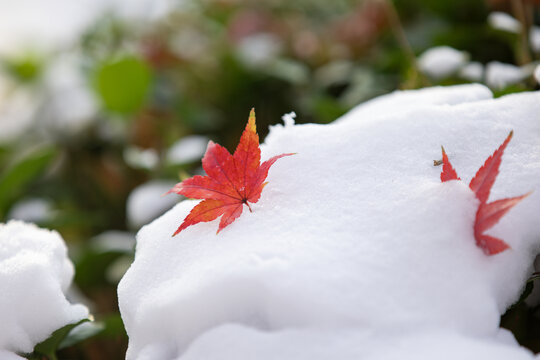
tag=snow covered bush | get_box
[127,181,179,230]
[118,84,540,359]
[0,221,88,357]
[418,46,468,80]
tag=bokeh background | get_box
[0,0,539,358]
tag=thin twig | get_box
[381,0,429,88]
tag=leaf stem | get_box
[528,272,540,283]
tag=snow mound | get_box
[418,46,468,79]
[8,198,54,223]
[41,54,98,138]
[166,136,209,165]
[488,12,521,33]
[180,326,536,360]
[530,27,540,53]
[0,81,37,145]
[459,61,484,82]
[124,147,159,170]
[0,221,88,354]
[118,84,540,360]
[335,84,492,125]
[485,61,530,89]
[0,350,25,360]
[127,181,179,229]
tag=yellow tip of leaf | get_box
[248,108,256,132]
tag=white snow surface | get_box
[0,221,88,354]
[418,46,468,79]
[118,84,540,360]
[0,350,25,360]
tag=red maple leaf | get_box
[440,131,530,255]
[168,109,294,235]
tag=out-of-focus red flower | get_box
[227,10,279,43]
[332,0,388,54]
[140,37,182,68]
[292,30,320,59]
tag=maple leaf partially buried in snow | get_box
[168,109,294,235]
[440,131,530,255]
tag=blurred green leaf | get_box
[0,146,57,218]
[493,84,529,98]
[99,313,128,338]
[25,319,89,360]
[309,95,348,124]
[59,321,105,349]
[94,56,152,114]
[0,146,8,164]
[1,54,44,82]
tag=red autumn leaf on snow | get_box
[440,131,530,255]
[440,146,460,182]
[168,109,294,235]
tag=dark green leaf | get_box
[25,319,89,360]
[99,314,128,338]
[0,146,56,218]
[74,248,130,288]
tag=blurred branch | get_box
[381,0,429,88]
[511,0,533,65]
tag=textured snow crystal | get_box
[119,84,540,360]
